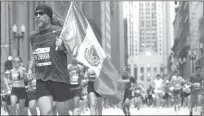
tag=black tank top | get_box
[122,71,131,90]
[29,26,70,83]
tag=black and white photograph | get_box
[0,1,204,115]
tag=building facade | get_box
[172,1,190,79]
[125,1,174,90]
[1,1,42,76]
[172,1,203,78]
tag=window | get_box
[154,67,157,73]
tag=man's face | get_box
[196,68,201,75]
[35,10,50,29]
[156,74,160,79]
[156,76,160,79]
[72,59,78,66]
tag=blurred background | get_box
[1,1,204,91]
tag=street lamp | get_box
[200,43,203,53]
[189,50,196,73]
[179,57,186,77]
[12,24,25,57]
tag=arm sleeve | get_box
[79,65,85,78]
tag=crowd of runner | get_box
[1,3,203,116]
[1,58,203,115]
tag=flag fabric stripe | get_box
[60,2,125,104]
[72,3,87,38]
[60,2,87,54]
[95,58,125,104]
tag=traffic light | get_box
[4,60,12,71]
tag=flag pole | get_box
[55,2,74,51]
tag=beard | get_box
[36,20,46,29]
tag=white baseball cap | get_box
[5,70,10,74]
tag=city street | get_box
[2,106,201,115]
[82,107,202,115]
[0,1,203,116]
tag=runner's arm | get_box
[79,66,85,79]
[185,75,194,86]
[28,57,35,71]
[84,72,88,81]
[169,77,173,87]
[27,57,35,80]
[4,77,11,91]
[117,78,130,83]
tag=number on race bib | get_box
[70,75,79,85]
[33,47,52,66]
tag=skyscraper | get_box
[139,2,158,53]
[124,1,175,90]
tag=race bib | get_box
[12,73,19,81]
[70,75,79,85]
[174,84,181,90]
[169,86,174,91]
[89,74,96,81]
[33,47,52,66]
[136,90,140,94]
[194,83,200,86]
[193,83,201,90]
[31,79,36,89]
[183,88,190,93]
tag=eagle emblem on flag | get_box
[84,45,100,66]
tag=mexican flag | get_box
[60,2,125,104]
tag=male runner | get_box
[153,74,164,111]
[85,68,103,115]
[169,70,185,112]
[27,3,71,115]
[133,81,143,110]
[118,69,135,116]
[68,59,85,115]
[189,66,203,115]
[147,85,154,107]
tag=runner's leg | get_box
[10,95,18,115]
[96,97,103,115]
[29,100,37,115]
[36,80,54,115]
[89,92,97,115]
[72,92,80,115]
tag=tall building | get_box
[124,18,128,69]
[172,1,203,78]
[172,1,190,79]
[125,1,175,90]
[139,2,158,53]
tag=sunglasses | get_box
[13,61,20,63]
[34,11,45,16]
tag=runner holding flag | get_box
[27,3,71,115]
